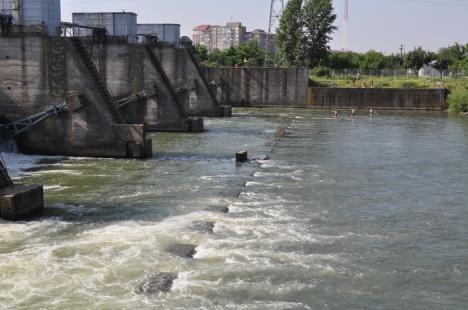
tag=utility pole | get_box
[265,0,284,67]
[400,44,404,61]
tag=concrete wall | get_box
[308,87,448,110]
[154,44,226,116]
[85,37,192,132]
[0,28,150,158]
[202,67,310,107]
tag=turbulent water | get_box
[1,109,467,309]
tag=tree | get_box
[359,50,386,69]
[276,0,303,66]
[298,0,337,67]
[404,47,435,70]
[437,43,466,70]
[326,51,360,69]
[194,44,209,63]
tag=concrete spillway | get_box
[153,43,231,117]
[82,37,203,132]
[0,27,151,158]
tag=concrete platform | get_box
[188,117,204,133]
[0,184,44,221]
[220,105,233,117]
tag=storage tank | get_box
[72,12,138,42]
[137,23,181,47]
[0,0,61,35]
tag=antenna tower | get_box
[265,0,285,66]
[342,0,349,51]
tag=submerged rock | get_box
[205,206,229,214]
[167,244,197,258]
[135,272,177,294]
[252,155,271,161]
[190,221,215,234]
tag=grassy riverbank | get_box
[310,77,468,113]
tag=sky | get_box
[61,0,468,54]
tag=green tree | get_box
[194,44,209,63]
[326,51,361,69]
[437,43,466,70]
[276,0,303,66]
[299,0,337,67]
[404,47,435,69]
[359,50,386,69]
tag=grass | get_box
[310,76,468,90]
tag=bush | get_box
[399,80,421,88]
[448,87,468,113]
[312,66,332,77]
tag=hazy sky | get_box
[61,0,468,54]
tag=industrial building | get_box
[137,23,181,47]
[0,0,61,35]
[72,12,138,42]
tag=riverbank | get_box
[310,77,468,112]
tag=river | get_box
[1,108,467,309]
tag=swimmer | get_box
[351,109,356,117]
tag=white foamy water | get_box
[1,109,468,309]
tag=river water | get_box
[1,109,467,309]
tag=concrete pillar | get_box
[153,44,231,117]
[0,29,152,158]
[85,37,203,132]
[0,184,44,221]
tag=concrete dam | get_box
[1,27,228,159]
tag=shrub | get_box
[399,80,421,88]
[312,66,332,77]
[448,87,468,113]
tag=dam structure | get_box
[0,1,152,158]
[139,25,231,118]
[72,13,203,132]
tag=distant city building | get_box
[244,29,276,53]
[193,22,246,51]
[193,22,276,53]
[137,23,181,47]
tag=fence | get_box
[312,68,468,79]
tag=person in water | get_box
[351,109,356,116]
[334,110,339,118]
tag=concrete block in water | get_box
[236,150,248,163]
[128,139,153,159]
[0,184,44,221]
[188,117,204,132]
[220,105,233,117]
